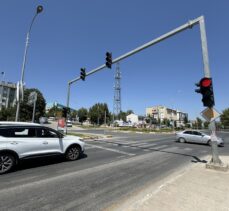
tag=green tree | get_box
[88,103,110,125]
[184,115,188,124]
[0,107,16,121]
[47,106,62,118]
[220,108,229,128]
[196,117,203,129]
[19,88,46,122]
[162,118,170,127]
[118,111,127,121]
[126,110,134,115]
[203,121,210,129]
[70,110,78,120]
[77,107,88,123]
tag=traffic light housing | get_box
[62,107,70,118]
[105,52,112,68]
[195,77,215,108]
[62,107,67,118]
[80,68,86,81]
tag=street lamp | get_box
[15,5,43,121]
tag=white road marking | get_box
[131,142,148,146]
[134,143,157,148]
[183,147,192,151]
[162,146,179,152]
[149,145,168,150]
[85,143,135,156]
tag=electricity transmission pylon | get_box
[113,62,121,121]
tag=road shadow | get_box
[15,154,88,172]
[94,139,208,164]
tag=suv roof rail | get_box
[0,121,41,126]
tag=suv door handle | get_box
[10,142,18,145]
[43,141,48,145]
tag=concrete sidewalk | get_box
[109,156,229,211]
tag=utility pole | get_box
[104,110,107,125]
[15,5,43,121]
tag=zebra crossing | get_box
[85,138,194,156]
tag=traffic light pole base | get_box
[206,161,228,172]
[206,140,228,171]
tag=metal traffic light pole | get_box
[199,18,227,170]
[67,16,227,169]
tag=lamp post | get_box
[15,5,43,121]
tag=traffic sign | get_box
[58,118,66,128]
[27,92,37,105]
[200,107,221,122]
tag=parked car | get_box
[176,130,224,146]
[48,117,55,121]
[0,122,85,174]
[66,120,73,127]
[39,117,48,124]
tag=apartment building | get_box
[0,81,17,110]
[146,105,188,127]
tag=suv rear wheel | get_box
[65,146,80,161]
[0,153,16,175]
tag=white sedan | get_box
[176,130,224,146]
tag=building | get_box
[0,81,17,110]
[146,105,188,127]
[126,113,139,124]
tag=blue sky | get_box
[0,0,228,119]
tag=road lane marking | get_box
[85,143,135,156]
[149,145,168,150]
[131,142,148,146]
[183,147,192,151]
[133,143,157,148]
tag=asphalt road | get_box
[0,130,228,211]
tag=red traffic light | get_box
[200,78,212,87]
[195,77,215,108]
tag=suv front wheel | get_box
[0,153,16,175]
[65,146,80,161]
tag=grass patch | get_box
[117,127,174,133]
[67,133,98,139]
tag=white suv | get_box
[0,122,85,174]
